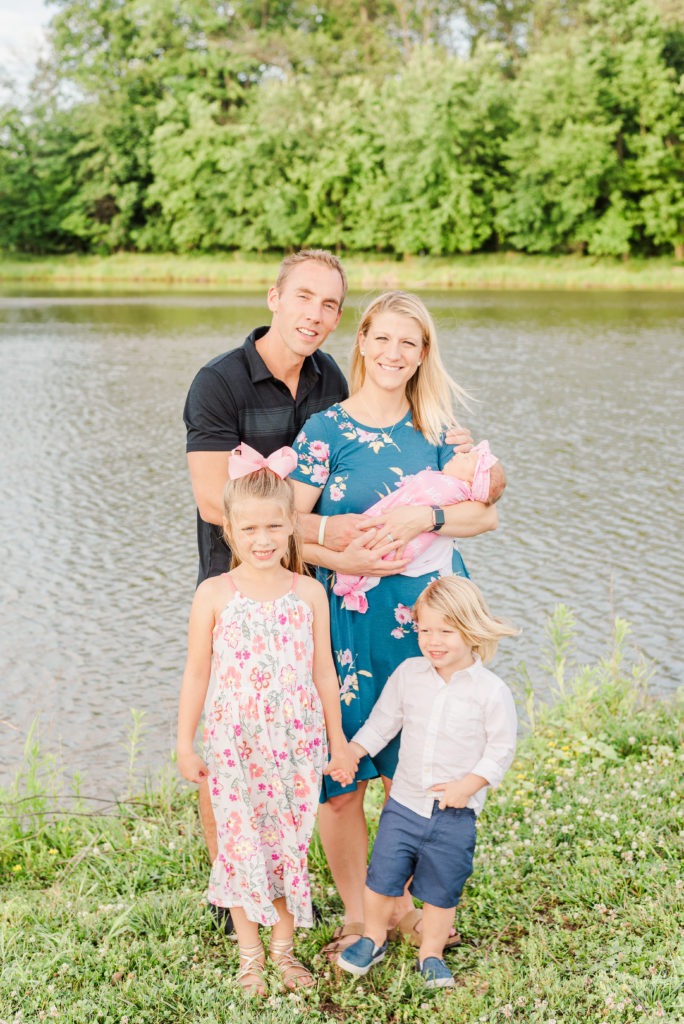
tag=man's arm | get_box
[291,478,380,554]
[184,364,241,525]
[187,451,232,526]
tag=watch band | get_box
[430,505,445,532]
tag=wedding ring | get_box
[386,533,394,542]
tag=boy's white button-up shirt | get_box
[353,655,517,819]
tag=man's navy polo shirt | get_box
[184,326,348,583]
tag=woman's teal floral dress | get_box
[291,405,468,800]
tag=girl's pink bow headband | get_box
[228,443,298,480]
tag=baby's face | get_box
[444,449,479,484]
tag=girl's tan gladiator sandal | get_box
[236,941,267,997]
[269,936,314,990]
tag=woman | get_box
[289,291,498,955]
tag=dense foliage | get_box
[1,0,682,257]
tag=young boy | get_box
[338,576,518,988]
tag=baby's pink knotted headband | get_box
[470,440,499,501]
[229,443,298,480]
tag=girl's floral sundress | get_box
[203,574,326,927]
[291,405,468,800]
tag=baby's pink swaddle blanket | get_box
[333,440,496,613]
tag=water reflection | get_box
[1,290,682,794]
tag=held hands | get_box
[324,739,362,787]
[177,749,210,784]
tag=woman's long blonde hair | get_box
[222,469,305,574]
[349,291,470,445]
[414,576,519,665]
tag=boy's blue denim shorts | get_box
[366,796,477,910]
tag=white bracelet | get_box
[317,515,329,546]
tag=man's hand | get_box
[445,422,473,452]
[322,513,376,552]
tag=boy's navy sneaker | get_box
[338,937,388,977]
[418,956,455,989]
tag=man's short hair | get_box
[275,249,348,307]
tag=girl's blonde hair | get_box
[349,291,470,445]
[414,576,519,665]
[222,469,305,574]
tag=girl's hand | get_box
[324,740,360,787]
[177,750,210,784]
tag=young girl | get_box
[338,576,518,989]
[177,444,357,996]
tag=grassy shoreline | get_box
[1,610,682,1024]
[1,252,683,292]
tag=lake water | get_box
[1,289,682,796]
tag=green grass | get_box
[1,609,682,1023]
[0,252,683,291]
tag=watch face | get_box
[432,506,445,530]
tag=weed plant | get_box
[1,609,682,1023]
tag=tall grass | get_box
[0,252,683,291]
[1,609,682,1024]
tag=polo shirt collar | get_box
[243,327,322,391]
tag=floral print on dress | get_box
[335,646,373,707]
[203,579,326,928]
[390,603,417,641]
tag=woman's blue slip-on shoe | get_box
[417,956,455,989]
[338,937,388,977]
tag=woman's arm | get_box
[176,582,216,783]
[292,478,373,552]
[364,500,498,553]
[291,478,411,577]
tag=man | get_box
[184,249,359,935]
[185,249,350,584]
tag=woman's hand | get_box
[177,750,210,784]
[366,505,433,552]
[330,529,411,577]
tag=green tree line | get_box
[1,0,683,258]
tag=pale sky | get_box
[0,0,51,88]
